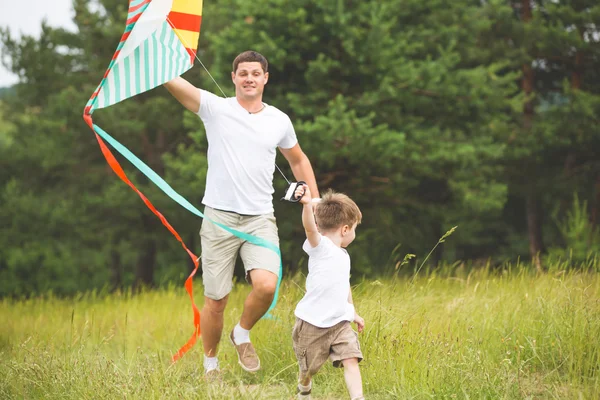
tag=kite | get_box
[82,0,282,362]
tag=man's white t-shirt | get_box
[294,235,356,328]
[196,89,298,215]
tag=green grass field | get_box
[1,265,599,399]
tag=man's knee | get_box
[256,280,277,299]
[203,295,228,314]
[251,273,277,299]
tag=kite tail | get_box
[83,113,201,362]
[82,0,284,360]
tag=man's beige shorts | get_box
[200,206,280,300]
[292,318,363,376]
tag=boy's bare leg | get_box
[239,269,277,329]
[201,295,229,357]
[297,370,312,399]
[342,358,363,399]
[299,370,311,386]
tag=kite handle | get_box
[281,181,306,203]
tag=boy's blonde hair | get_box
[315,190,362,232]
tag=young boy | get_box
[292,185,366,400]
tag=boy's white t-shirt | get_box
[196,89,298,215]
[294,234,356,328]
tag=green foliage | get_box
[546,194,600,265]
[198,0,522,270]
[0,0,599,295]
[0,86,15,99]
[0,101,14,149]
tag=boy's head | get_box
[315,190,362,247]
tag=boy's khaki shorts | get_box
[200,206,280,300]
[292,318,363,376]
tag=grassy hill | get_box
[1,263,599,399]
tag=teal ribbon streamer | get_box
[93,123,282,318]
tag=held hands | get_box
[295,184,321,209]
[295,184,311,205]
[353,313,365,333]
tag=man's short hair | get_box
[315,190,362,232]
[233,51,269,73]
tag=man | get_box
[164,51,319,375]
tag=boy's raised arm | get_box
[296,184,320,248]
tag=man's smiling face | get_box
[232,61,269,100]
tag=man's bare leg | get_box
[229,269,277,372]
[239,269,277,330]
[201,295,229,357]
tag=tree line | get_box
[0,0,599,296]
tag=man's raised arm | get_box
[164,77,201,113]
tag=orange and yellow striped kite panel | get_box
[168,0,203,62]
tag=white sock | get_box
[297,382,312,399]
[233,323,251,344]
[203,355,219,372]
[298,382,312,392]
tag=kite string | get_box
[165,17,284,321]
[167,17,229,99]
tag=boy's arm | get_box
[164,77,201,113]
[349,288,365,333]
[302,202,320,248]
[296,184,320,247]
